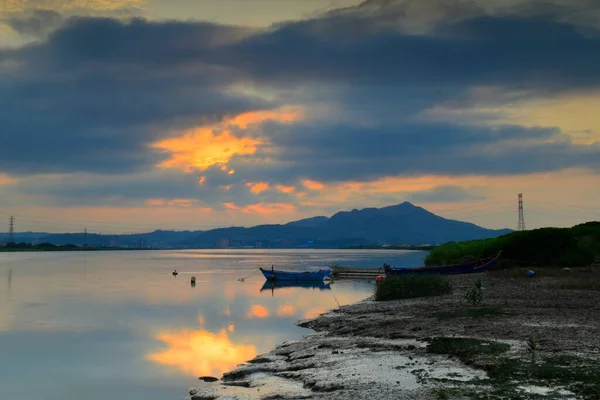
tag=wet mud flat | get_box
[190,267,600,399]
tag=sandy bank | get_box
[189,267,600,399]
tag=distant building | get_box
[255,241,263,248]
[216,238,231,248]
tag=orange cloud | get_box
[230,107,302,129]
[247,203,296,215]
[152,107,303,173]
[247,182,270,194]
[224,202,239,211]
[144,198,211,211]
[198,176,206,185]
[277,305,296,317]
[146,198,165,206]
[0,173,17,186]
[302,179,325,190]
[148,327,257,377]
[247,304,269,319]
[228,323,235,332]
[153,129,260,172]
[3,0,146,13]
[226,203,297,215]
[167,199,194,208]
[276,185,295,194]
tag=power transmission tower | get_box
[8,216,15,244]
[517,193,526,231]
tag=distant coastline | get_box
[0,243,432,252]
[342,244,434,251]
[0,244,156,252]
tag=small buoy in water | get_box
[191,276,196,284]
[172,270,178,276]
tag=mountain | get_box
[178,202,512,248]
[2,202,512,248]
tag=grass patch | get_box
[489,266,599,279]
[426,338,510,366]
[435,307,506,320]
[374,274,452,301]
[427,338,600,398]
[549,281,600,291]
[434,388,465,400]
[487,357,600,391]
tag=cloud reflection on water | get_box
[247,304,269,319]
[0,250,423,400]
[148,320,257,377]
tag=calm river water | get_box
[0,249,427,400]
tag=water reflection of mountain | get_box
[260,280,331,293]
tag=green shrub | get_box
[464,279,484,306]
[425,223,600,267]
[527,338,538,363]
[374,274,452,301]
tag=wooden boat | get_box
[384,251,502,277]
[260,280,331,292]
[259,266,331,281]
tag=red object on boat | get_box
[375,275,386,283]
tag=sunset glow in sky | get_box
[1,0,599,233]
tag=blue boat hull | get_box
[260,267,331,281]
[384,251,502,277]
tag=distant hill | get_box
[178,202,512,248]
[1,202,512,248]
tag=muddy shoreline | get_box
[190,267,600,399]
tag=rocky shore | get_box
[189,267,600,399]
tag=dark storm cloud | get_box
[218,13,600,90]
[17,16,254,68]
[2,9,63,38]
[0,18,270,175]
[227,121,600,183]
[1,0,599,180]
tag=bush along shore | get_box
[425,222,600,267]
[189,224,600,400]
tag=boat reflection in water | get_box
[260,279,332,296]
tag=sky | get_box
[0,0,599,234]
